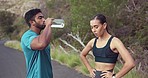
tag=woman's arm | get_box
[80,38,95,77]
[113,37,135,78]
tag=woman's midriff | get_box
[95,62,115,71]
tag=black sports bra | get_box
[92,36,118,63]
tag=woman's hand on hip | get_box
[89,68,96,78]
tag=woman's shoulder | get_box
[89,38,97,43]
[86,38,97,47]
[112,36,124,45]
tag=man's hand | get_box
[45,18,54,26]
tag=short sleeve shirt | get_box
[21,30,53,78]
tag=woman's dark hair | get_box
[92,14,110,33]
[24,8,42,27]
[92,14,107,24]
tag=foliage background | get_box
[0,0,148,77]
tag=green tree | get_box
[69,0,126,47]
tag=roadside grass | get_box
[51,48,82,68]
[4,40,142,78]
[4,40,22,51]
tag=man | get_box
[21,8,54,78]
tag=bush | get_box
[0,11,16,39]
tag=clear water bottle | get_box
[51,19,64,28]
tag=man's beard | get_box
[35,22,45,30]
[36,24,45,30]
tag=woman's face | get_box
[90,19,107,37]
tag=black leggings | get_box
[94,69,113,78]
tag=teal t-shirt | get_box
[21,30,53,78]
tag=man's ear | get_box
[29,20,35,26]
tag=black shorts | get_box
[94,69,113,78]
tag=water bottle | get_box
[51,19,64,28]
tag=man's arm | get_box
[31,18,53,50]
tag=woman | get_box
[80,14,135,78]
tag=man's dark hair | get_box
[92,14,107,25]
[24,8,42,27]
